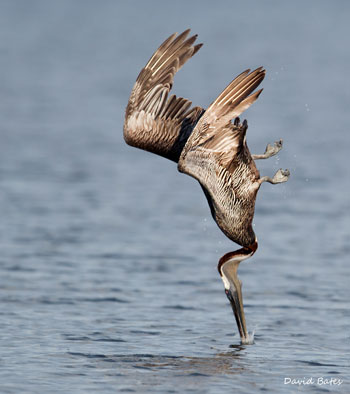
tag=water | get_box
[0,1,349,392]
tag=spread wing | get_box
[178,68,265,246]
[124,29,204,163]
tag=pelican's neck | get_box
[217,241,258,280]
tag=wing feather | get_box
[124,30,204,162]
[179,68,265,166]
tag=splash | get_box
[241,331,255,345]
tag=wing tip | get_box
[193,43,203,56]
[254,88,264,99]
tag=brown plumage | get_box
[124,29,289,344]
[124,29,204,162]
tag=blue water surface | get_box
[0,1,349,393]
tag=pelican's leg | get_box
[252,139,283,160]
[259,168,290,185]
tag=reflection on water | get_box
[68,349,248,377]
[0,1,349,393]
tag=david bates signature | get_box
[284,377,343,386]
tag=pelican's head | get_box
[218,243,257,344]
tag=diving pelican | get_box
[124,29,290,344]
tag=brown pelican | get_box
[124,29,290,344]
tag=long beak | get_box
[225,280,249,344]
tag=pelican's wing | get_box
[179,67,265,174]
[178,69,265,245]
[179,67,265,169]
[124,29,204,162]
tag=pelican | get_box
[124,29,290,344]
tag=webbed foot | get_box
[259,168,290,185]
[272,168,290,183]
[252,139,283,160]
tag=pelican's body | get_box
[124,30,289,344]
